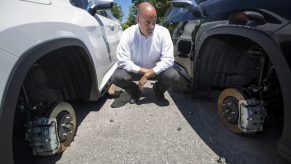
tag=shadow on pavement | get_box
[13,97,107,164]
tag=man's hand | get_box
[138,75,148,91]
[138,69,156,91]
[139,67,150,74]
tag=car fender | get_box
[195,24,291,160]
[0,0,111,87]
[0,1,118,163]
[0,37,100,164]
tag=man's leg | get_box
[111,69,141,104]
[154,67,180,100]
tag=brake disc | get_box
[218,88,247,134]
[49,102,76,153]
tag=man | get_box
[111,2,179,108]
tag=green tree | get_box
[125,0,170,28]
[121,23,129,30]
[111,3,124,23]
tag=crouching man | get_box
[111,2,179,108]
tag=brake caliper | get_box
[238,98,266,133]
[26,117,60,156]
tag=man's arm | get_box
[138,68,156,91]
[152,28,174,75]
[116,29,141,73]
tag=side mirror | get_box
[244,11,266,25]
[171,0,205,18]
[87,0,114,16]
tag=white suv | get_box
[0,0,122,163]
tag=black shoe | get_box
[129,90,141,104]
[153,84,165,100]
[129,98,137,104]
[153,84,170,106]
[110,92,131,108]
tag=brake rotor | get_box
[218,88,247,134]
[49,102,76,153]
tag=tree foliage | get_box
[111,3,124,23]
[121,23,130,30]
[124,0,170,29]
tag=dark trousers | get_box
[111,68,180,97]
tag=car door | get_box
[95,10,122,74]
[70,0,122,86]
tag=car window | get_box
[97,10,118,21]
[97,10,108,18]
[165,7,188,21]
[69,0,118,22]
[165,6,199,23]
[164,0,208,23]
[70,0,88,9]
[196,0,207,3]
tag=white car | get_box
[0,0,122,163]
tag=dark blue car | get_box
[163,0,291,162]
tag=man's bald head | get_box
[137,2,157,18]
[136,2,157,37]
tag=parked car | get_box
[0,0,122,163]
[163,0,291,162]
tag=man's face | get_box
[137,14,157,36]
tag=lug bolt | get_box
[20,105,25,110]
[66,125,71,128]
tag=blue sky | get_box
[114,0,133,23]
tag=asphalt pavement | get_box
[15,80,288,164]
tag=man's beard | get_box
[147,31,153,36]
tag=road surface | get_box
[15,81,287,164]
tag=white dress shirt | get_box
[116,24,174,75]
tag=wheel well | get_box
[0,38,99,164]
[194,35,264,89]
[193,34,283,111]
[13,46,97,161]
[22,46,95,104]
